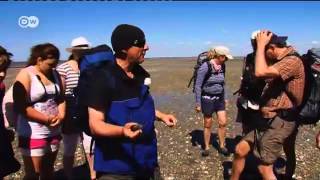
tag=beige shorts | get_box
[243,116,297,165]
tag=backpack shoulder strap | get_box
[203,61,212,83]
[52,69,64,98]
[222,63,226,77]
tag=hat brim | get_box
[0,51,13,56]
[269,36,288,45]
[66,47,91,52]
[226,54,233,60]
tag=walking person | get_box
[57,37,97,180]
[13,43,65,180]
[194,46,233,156]
[231,30,305,180]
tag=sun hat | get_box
[209,46,233,60]
[66,36,91,52]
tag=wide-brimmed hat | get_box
[209,46,233,60]
[66,36,91,52]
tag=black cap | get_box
[111,24,146,53]
[0,45,13,57]
[269,33,288,45]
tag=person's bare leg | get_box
[230,140,251,180]
[216,110,227,148]
[258,164,277,180]
[203,115,213,151]
[22,155,41,180]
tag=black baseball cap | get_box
[111,24,146,53]
[0,45,13,57]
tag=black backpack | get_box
[235,52,266,103]
[297,48,320,125]
[187,51,225,92]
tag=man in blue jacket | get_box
[78,24,177,180]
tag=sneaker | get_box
[218,147,229,156]
[201,149,210,157]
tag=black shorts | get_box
[201,95,225,116]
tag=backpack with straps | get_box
[187,51,225,92]
[276,49,320,125]
[297,48,320,125]
[234,53,266,113]
[74,44,115,136]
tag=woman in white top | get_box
[57,37,96,180]
[13,43,65,180]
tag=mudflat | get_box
[5,59,320,179]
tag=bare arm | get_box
[155,110,177,127]
[88,107,142,138]
[255,30,280,78]
[13,69,52,125]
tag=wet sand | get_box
[5,59,320,180]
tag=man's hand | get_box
[316,131,320,149]
[256,30,273,48]
[123,122,142,139]
[161,114,177,127]
[195,105,201,113]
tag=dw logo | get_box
[18,16,39,28]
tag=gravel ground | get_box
[5,59,320,180]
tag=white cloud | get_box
[204,41,212,45]
[312,40,319,44]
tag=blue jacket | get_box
[79,60,159,176]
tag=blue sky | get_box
[0,1,319,61]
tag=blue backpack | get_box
[75,44,115,136]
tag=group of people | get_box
[0,23,319,180]
[194,29,320,180]
[0,24,177,180]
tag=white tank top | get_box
[17,66,61,139]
